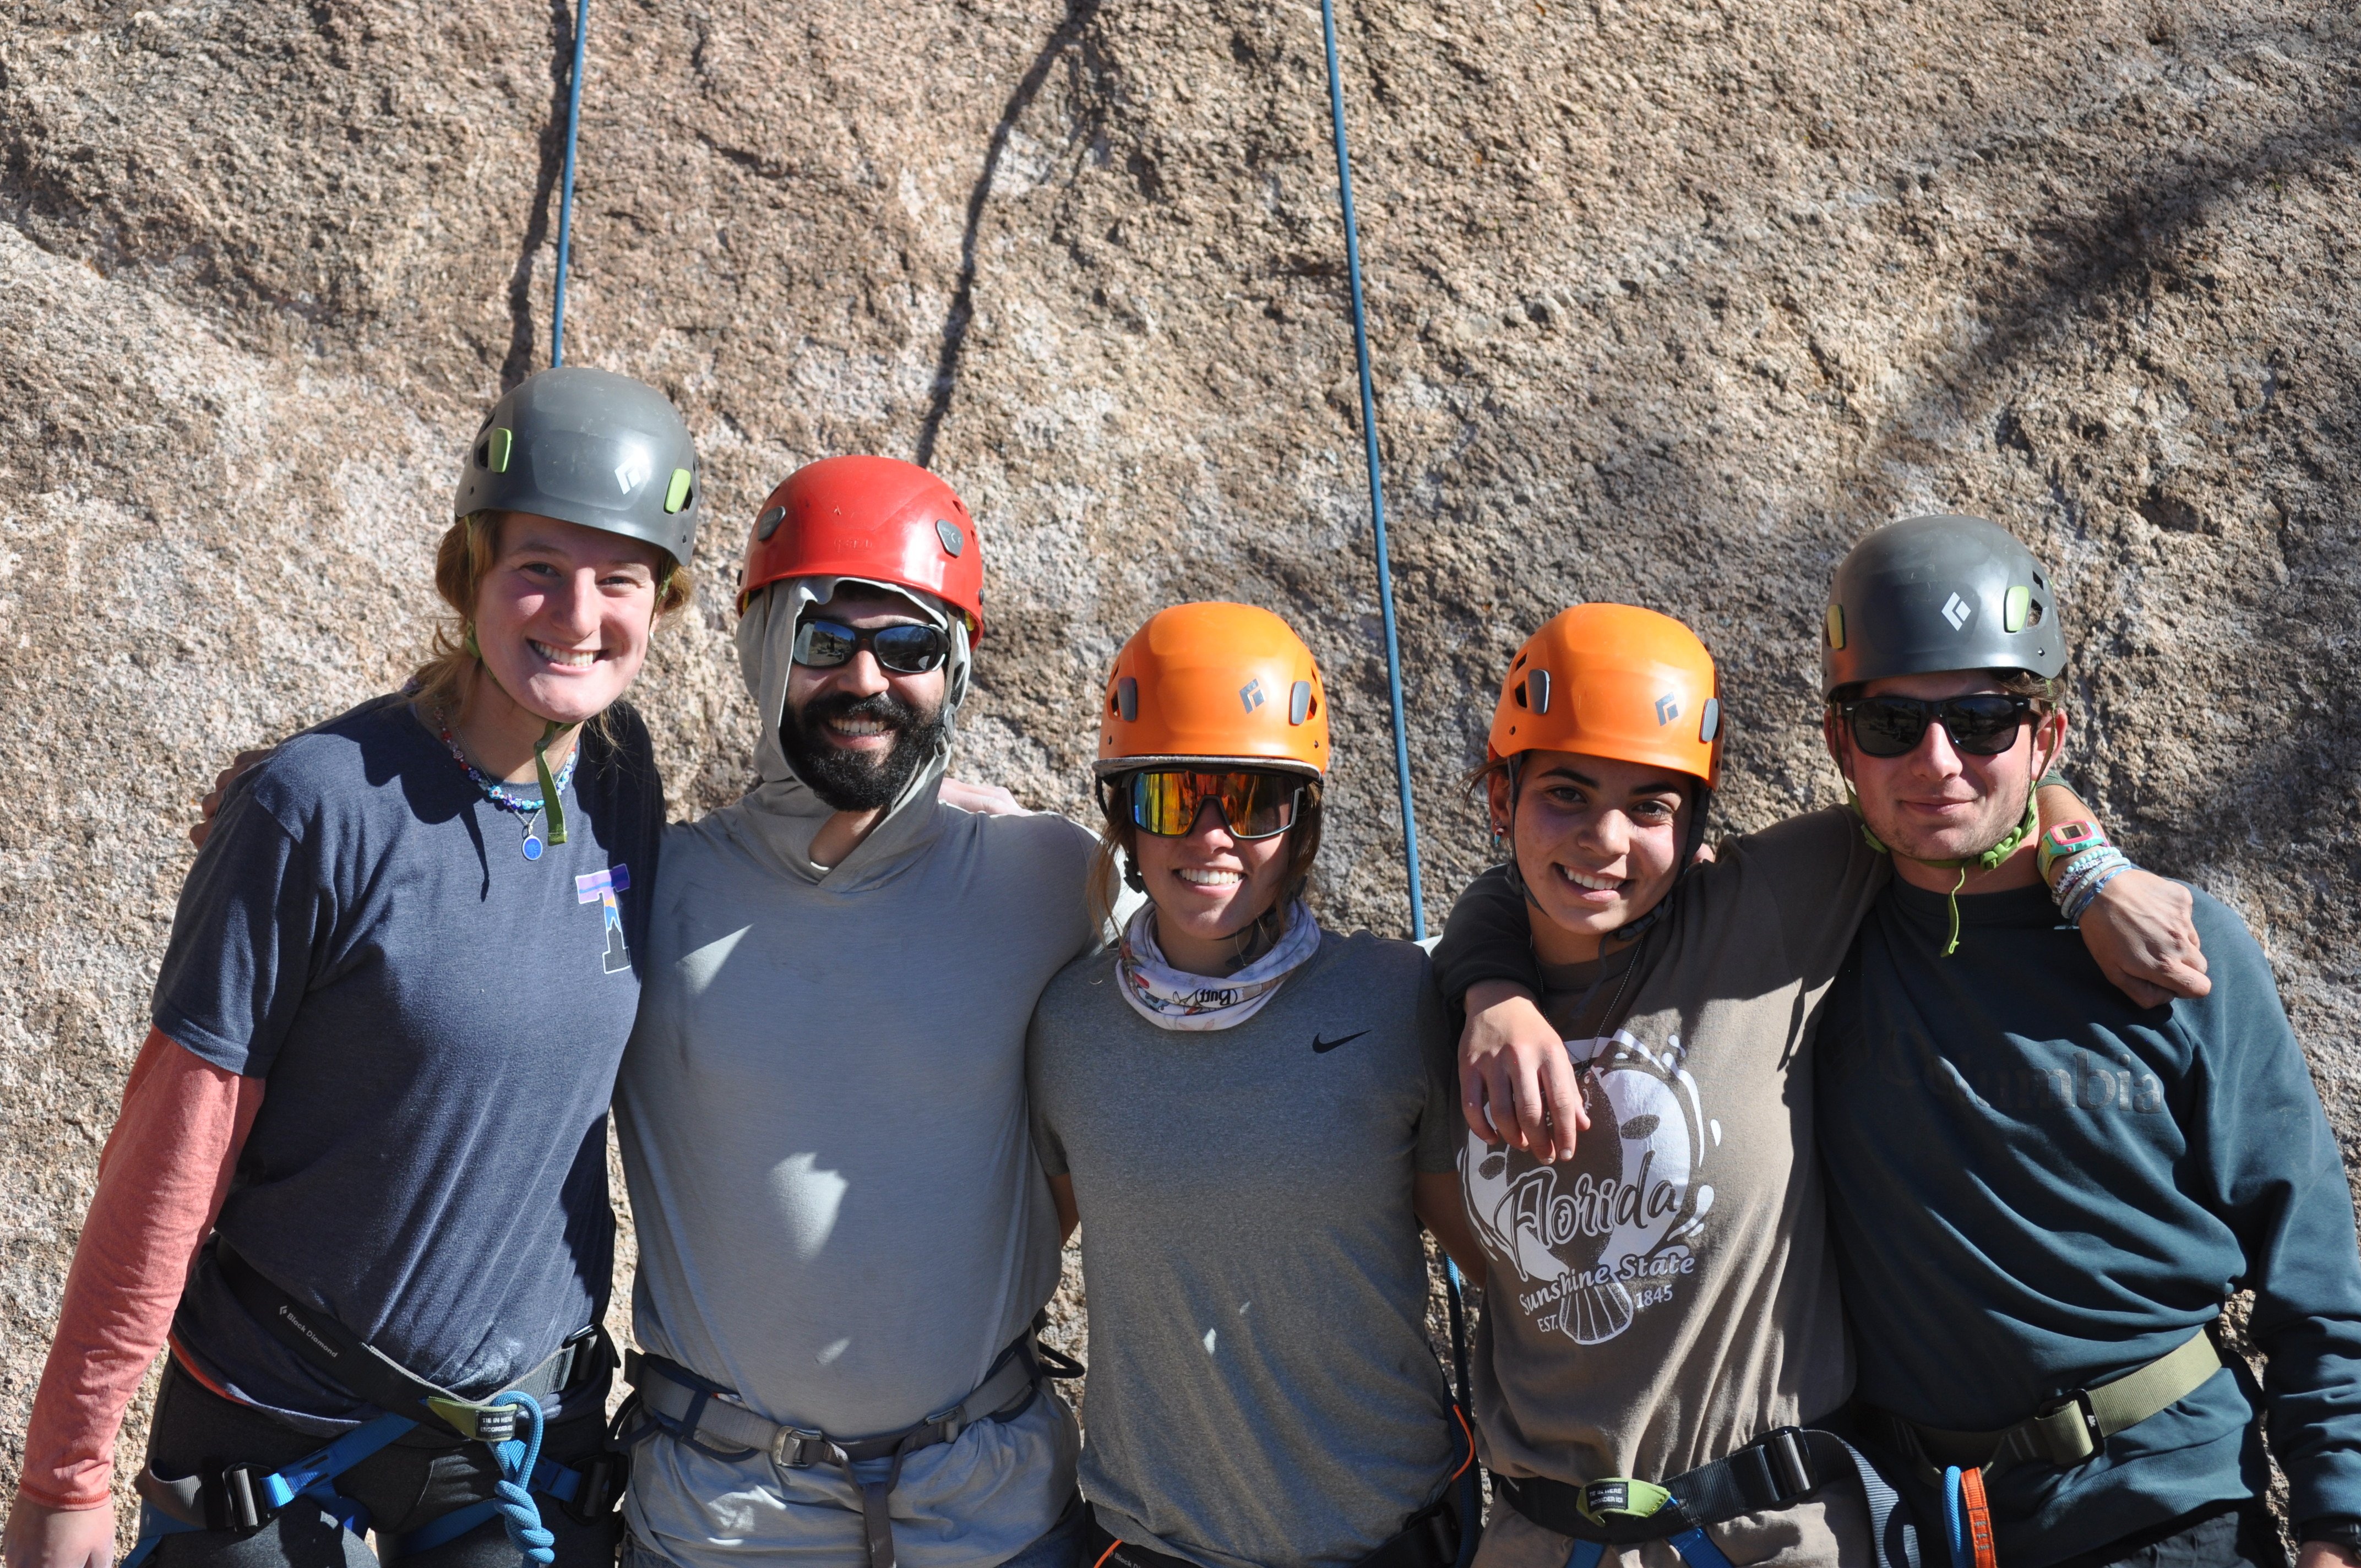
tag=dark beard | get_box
[779,688,946,812]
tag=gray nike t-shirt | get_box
[1029,926,1461,1568]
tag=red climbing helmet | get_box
[738,456,986,636]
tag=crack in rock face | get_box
[3,0,2356,1533]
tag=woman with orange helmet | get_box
[1025,601,1484,1568]
[1428,606,2189,1568]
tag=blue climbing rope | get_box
[1316,13,1477,1564]
[489,1391,559,1565]
[550,0,591,366]
[1316,0,1428,944]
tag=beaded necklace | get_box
[432,706,580,861]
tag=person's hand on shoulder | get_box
[1460,979,1588,1164]
[2081,868,2211,1009]
[2,1495,114,1568]
[189,745,278,849]
[940,777,1025,816]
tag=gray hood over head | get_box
[723,575,973,887]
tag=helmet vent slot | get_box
[1527,670,1552,715]
[1117,677,1139,722]
[1699,698,1721,744]
[1289,681,1313,725]
[756,505,787,541]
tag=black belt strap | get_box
[1498,1423,1922,1568]
[215,1240,599,1442]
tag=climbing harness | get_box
[1314,10,1476,1561]
[1860,1327,2226,1485]
[621,1329,1084,1568]
[551,0,591,366]
[1493,1424,1922,1568]
[122,1242,624,1568]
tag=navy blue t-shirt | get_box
[160,694,662,1428]
[1819,878,2361,1565]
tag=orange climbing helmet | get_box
[739,455,986,635]
[1096,602,1330,777]
[1489,603,1723,790]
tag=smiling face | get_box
[1825,668,2065,876]
[469,511,666,725]
[1490,750,1691,966]
[779,589,950,813]
[1128,791,1297,974]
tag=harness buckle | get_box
[1763,1428,1815,1501]
[2031,1386,2103,1465]
[562,1453,629,1526]
[770,1425,826,1469]
[214,1464,266,1532]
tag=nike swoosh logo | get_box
[1313,1030,1370,1054]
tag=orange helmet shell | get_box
[1097,603,1330,777]
[739,455,985,635]
[1490,604,1722,790]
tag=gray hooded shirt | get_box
[617,578,1100,1566]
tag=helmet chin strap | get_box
[1845,781,2039,956]
[463,624,584,847]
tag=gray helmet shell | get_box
[454,366,701,562]
[1821,515,2064,699]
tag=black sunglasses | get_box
[1840,693,2036,759]
[792,618,950,674]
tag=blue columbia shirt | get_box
[1818,877,2361,1566]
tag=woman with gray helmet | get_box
[3,368,700,1568]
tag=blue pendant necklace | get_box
[432,706,579,861]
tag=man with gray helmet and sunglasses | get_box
[1813,516,2361,1568]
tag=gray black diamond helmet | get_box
[454,366,701,562]
[1821,514,2064,699]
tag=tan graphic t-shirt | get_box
[1449,808,1885,1568]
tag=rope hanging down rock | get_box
[551,0,591,366]
[1315,12,1478,1567]
[1315,0,1428,945]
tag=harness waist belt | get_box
[625,1336,1066,1568]
[1498,1427,1854,1545]
[215,1239,603,1441]
[1861,1328,2223,1479]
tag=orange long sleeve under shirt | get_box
[18,1028,264,1510]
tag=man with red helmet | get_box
[611,458,1101,1568]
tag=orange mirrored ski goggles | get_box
[1102,769,1305,840]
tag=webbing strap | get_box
[215,1240,592,1441]
[1871,1329,2222,1479]
[627,1341,1045,1568]
[1513,1426,1922,1568]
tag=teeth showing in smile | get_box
[1177,868,1244,886]
[1556,865,1622,892]
[829,718,891,737]
[530,640,599,669]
